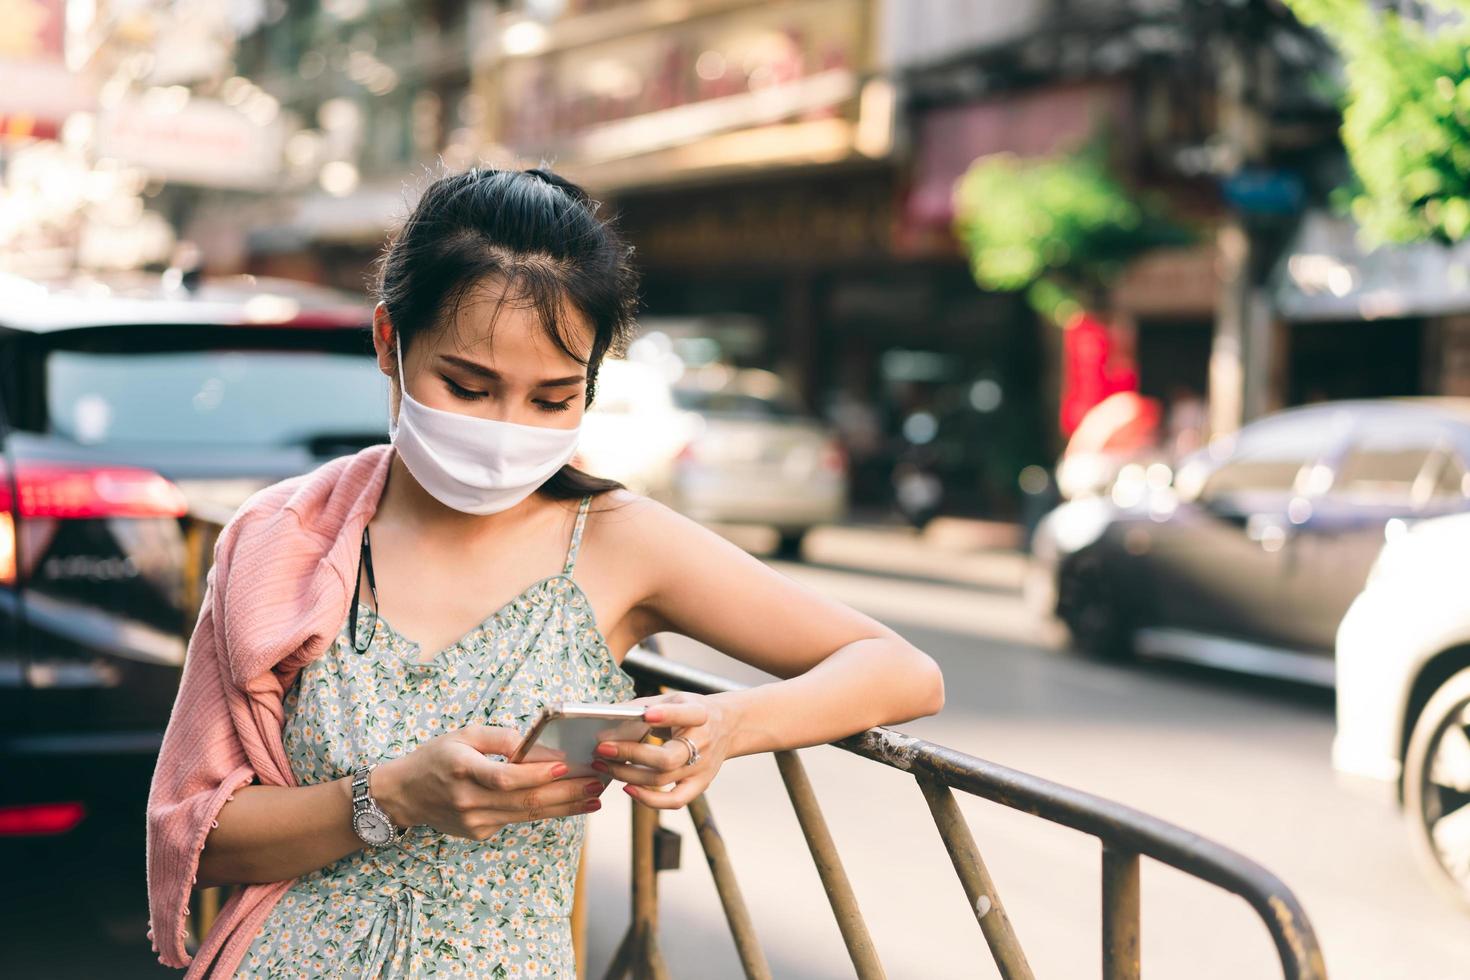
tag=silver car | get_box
[669,371,847,557]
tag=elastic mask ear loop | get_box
[389,332,405,439]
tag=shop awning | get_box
[1273,210,1470,321]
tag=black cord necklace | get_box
[349,523,381,652]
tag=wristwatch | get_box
[351,763,409,846]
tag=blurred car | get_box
[1335,512,1470,910]
[0,270,382,850]
[575,357,699,497]
[1028,398,1470,683]
[670,369,847,556]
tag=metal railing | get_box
[599,646,1327,980]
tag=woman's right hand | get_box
[370,724,608,840]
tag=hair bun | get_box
[524,167,591,205]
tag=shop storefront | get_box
[1273,211,1470,405]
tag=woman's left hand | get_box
[593,691,734,809]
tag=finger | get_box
[452,723,526,756]
[517,743,567,764]
[595,736,690,770]
[471,794,605,835]
[455,771,609,815]
[466,755,576,793]
[505,778,609,820]
[623,777,705,810]
[640,703,708,727]
[599,759,687,787]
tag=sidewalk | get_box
[711,517,1029,595]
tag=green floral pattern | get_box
[235,496,636,979]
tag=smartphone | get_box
[508,702,653,777]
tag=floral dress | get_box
[235,495,636,979]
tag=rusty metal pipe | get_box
[774,749,887,980]
[915,776,1034,980]
[687,794,773,980]
[1102,845,1141,980]
[621,651,1327,980]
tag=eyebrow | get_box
[438,354,585,388]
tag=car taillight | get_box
[0,463,188,519]
[0,462,187,587]
[0,801,87,836]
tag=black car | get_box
[0,271,382,858]
[1029,398,1470,685]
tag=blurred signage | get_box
[1222,167,1304,216]
[1112,245,1218,318]
[616,165,894,266]
[485,0,878,179]
[880,0,1048,69]
[95,96,284,191]
[901,80,1130,237]
[0,0,92,130]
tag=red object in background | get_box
[1064,391,1163,458]
[1060,311,1138,436]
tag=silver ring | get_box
[672,734,700,767]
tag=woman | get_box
[145,166,945,978]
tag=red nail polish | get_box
[550,763,569,778]
[595,743,616,757]
[584,799,602,812]
[584,781,603,796]
[590,760,609,773]
[622,784,637,796]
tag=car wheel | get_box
[774,530,806,561]
[1056,550,1134,661]
[1404,665,1470,911]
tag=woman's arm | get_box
[605,495,946,758]
[194,773,361,888]
[197,726,606,887]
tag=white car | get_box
[1335,512,1470,909]
[575,358,699,498]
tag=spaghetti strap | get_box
[562,495,593,577]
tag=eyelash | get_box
[442,376,574,413]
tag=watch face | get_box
[353,808,394,845]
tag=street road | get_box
[8,526,1469,978]
[579,528,1470,980]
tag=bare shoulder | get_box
[584,488,702,546]
[582,488,745,570]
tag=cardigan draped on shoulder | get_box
[145,442,395,976]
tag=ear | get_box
[372,303,396,380]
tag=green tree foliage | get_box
[951,142,1189,324]
[1283,0,1470,244]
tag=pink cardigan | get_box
[146,442,396,976]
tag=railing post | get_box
[1102,844,1141,980]
[604,800,671,980]
[774,750,887,980]
[915,776,1035,980]
[687,794,773,980]
[610,651,1327,980]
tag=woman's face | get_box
[376,280,594,431]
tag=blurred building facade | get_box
[7,0,1470,518]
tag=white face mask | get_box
[388,334,582,515]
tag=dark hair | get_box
[371,164,640,501]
